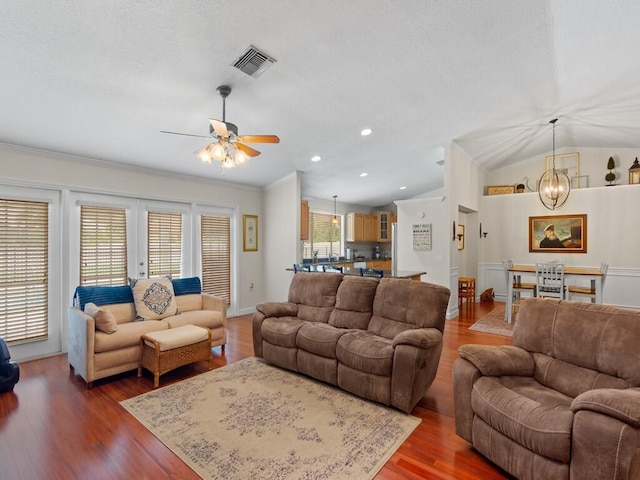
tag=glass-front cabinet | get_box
[375,211,391,242]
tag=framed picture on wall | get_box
[529,214,587,253]
[243,214,258,252]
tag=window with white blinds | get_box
[148,211,183,278]
[302,212,342,258]
[0,198,49,344]
[201,215,230,305]
[80,205,128,286]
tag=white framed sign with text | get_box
[412,223,432,251]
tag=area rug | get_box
[468,304,514,337]
[121,357,420,480]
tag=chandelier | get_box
[538,118,570,210]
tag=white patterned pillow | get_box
[129,276,179,321]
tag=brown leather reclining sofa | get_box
[252,272,450,413]
[453,298,640,480]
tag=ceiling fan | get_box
[161,85,279,168]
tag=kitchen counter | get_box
[288,265,425,281]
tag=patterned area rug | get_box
[468,304,514,337]
[121,357,420,480]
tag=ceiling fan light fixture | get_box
[222,153,236,169]
[211,141,227,161]
[198,146,212,163]
[235,150,248,165]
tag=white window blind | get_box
[201,215,230,305]
[80,205,128,286]
[0,198,49,344]
[148,211,183,278]
[302,212,342,258]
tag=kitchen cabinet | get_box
[346,213,377,242]
[300,200,309,240]
[375,211,392,242]
[363,214,377,242]
[366,259,392,270]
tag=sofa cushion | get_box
[336,330,394,376]
[129,276,180,321]
[84,302,118,334]
[514,299,640,391]
[261,316,306,348]
[471,375,574,463]
[94,319,168,353]
[175,294,203,313]
[164,309,225,331]
[288,272,343,323]
[297,323,351,358]
[328,276,378,329]
[368,278,449,339]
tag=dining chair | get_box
[360,268,384,278]
[568,263,608,303]
[323,265,343,273]
[502,260,536,321]
[535,261,566,299]
[293,263,312,273]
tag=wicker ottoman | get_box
[138,325,212,388]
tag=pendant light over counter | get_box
[332,195,338,224]
[538,118,571,210]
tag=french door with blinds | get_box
[72,195,233,307]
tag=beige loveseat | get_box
[253,272,450,413]
[453,298,640,480]
[68,277,226,387]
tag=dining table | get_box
[506,264,605,323]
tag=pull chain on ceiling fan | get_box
[161,85,279,169]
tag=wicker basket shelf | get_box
[138,327,212,388]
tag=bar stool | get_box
[458,277,476,306]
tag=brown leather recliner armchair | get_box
[453,298,640,480]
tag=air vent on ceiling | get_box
[232,45,276,78]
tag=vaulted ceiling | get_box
[1,1,640,206]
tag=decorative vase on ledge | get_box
[605,156,616,186]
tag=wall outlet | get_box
[436,255,443,262]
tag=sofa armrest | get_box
[67,306,96,384]
[457,344,534,377]
[256,301,298,318]
[572,388,640,428]
[392,328,442,349]
[202,293,227,320]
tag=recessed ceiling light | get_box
[400,186,407,190]
[360,128,372,136]
[360,172,368,177]
[311,155,321,162]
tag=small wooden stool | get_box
[458,277,476,306]
[138,325,212,388]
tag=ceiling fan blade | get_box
[237,135,280,144]
[160,130,211,139]
[209,119,228,138]
[232,142,261,157]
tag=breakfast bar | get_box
[288,264,426,281]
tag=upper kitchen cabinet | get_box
[375,211,391,242]
[346,213,377,242]
[300,200,309,240]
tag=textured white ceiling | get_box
[1,1,640,207]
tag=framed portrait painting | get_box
[529,214,587,253]
[243,214,258,252]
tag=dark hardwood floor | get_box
[0,300,513,480]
